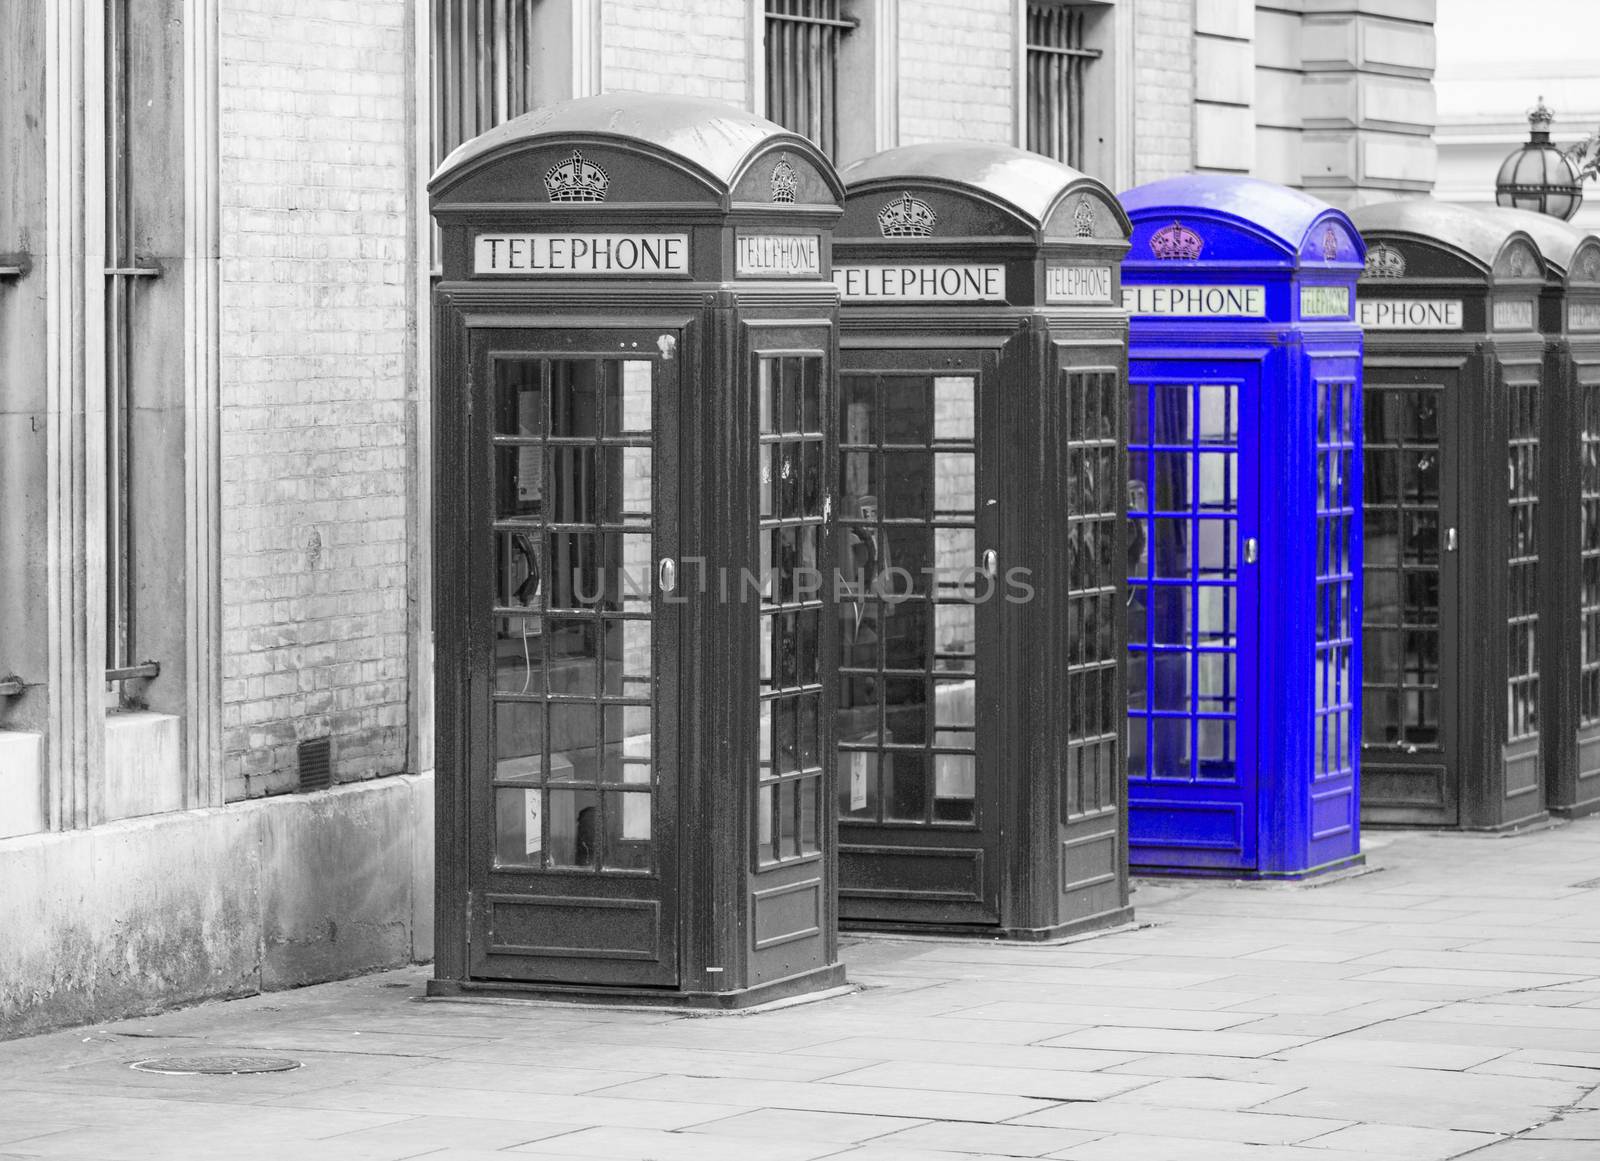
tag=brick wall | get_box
[1134,0,1195,182]
[602,0,748,105]
[897,0,1015,146]
[217,0,413,800]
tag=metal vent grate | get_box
[297,737,332,792]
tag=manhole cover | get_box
[130,1055,301,1076]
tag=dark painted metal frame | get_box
[830,143,1134,938]
[1351,200,1550,831]
[1487,209,1600,818]
[428,94,846,1006]
[1119,175,1366,879]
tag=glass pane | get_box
[799,695,820,770]
[603,359,653,435]
[603,792,652,870]
[934,754,975,822]
[886,750,928,821]
[780,357,803,433]
[546,447,598,525]
[549,701,598,774]
[799,776,820,853]
[935,453,977,516]
[1197,384,1234,444]
[545,618,600,697]
[841,749,877,818]
[495,531,544,609]
[882,451,929,519]
[600,447,652,526]
[549,360,599,438]
[496,360,543,436]
[842,378,874,445]
[758,782,774,861]
[802,359,822,433]
[603,618,652,697]
[933,677,975,729]
[494,615,544,695]
[602,704,652,780]
[935,603,975,660]
[759,358,776,436]
[547,787,601,868]
[495,701,545,781]
[496,446,544,519]
[885,676,927,747]
[495,786,544,866]
[884,378,932,444]
[933,375,975,441]
[780,780,800,858]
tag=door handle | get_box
[658,557,676,593]
[1445,527,1458,552]
[981,549,998,577]
[1244,537,1259,564]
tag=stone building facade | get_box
[0,0,1435,1037]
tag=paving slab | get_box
[1011,1103,1351,1145]
[1297,1123,1506,1158]
[682,1108,925,1143]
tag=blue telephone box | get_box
[1119,175,1365,878]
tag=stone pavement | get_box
[5,823,1600,1161]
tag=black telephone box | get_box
[1488,209,1600,818]
[428,94,845,1005]
[830,143,1133,938]
[1351,199,1549,830]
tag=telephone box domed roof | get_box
[1482,205,1598,278]
[837,142,1130,237]
[430,91,840,201]
[1350,199,1542,279]
[1119,174,1362,264]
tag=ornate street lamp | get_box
[1495,97,1584,221]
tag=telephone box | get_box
[428,94,846,1005]
[1350,200,1549,830]
[1489,212,1600,818]
[1119,175,1365,878]
[830,143,1133,937]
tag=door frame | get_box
[1125,354,1263,873]
[834,341,1005,928]
[1358,357,1463,827]
[463,324,684,987]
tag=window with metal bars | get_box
[104,0,162,689]
[1026,3,1101,170]
[765,0,856,160]
[431,0,540,169]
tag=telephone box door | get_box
[1360,364,1462,826]
[836,348,1002,926]
[1126,359,1262,871]
[467,327,681,986]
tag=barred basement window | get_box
[765,0,857,160]
[432,0,539,168]
[1026,4,1101,170]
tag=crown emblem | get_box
[1073,195,1096,238]
[544,149,609,202]
[1150,221,1203,261]
[1365,243,1406,279]
[1581,251,1600,282]
[770,157,798,203]
[1508,246,1535,278]
[878,191,937,238]
[1323,226,1339,261]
